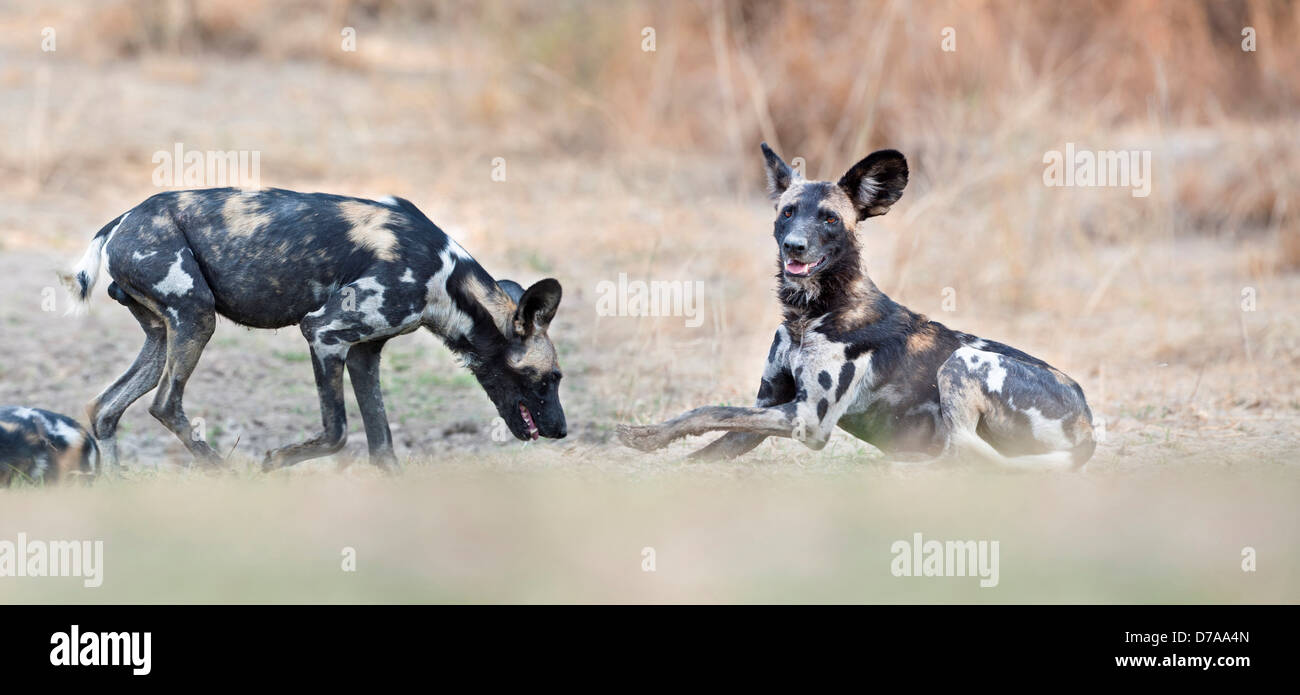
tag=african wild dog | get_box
[60,188,567,471]
[618,144,1096,469]
[0,407,99,485]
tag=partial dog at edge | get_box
[618,144,1096,469]
[0,406,99,485]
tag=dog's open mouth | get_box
[785,256,826,276]
[519,403,540,440]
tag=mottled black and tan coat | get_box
[619,144,1096,469]
[62,188,567,471]
[0,407,98,485]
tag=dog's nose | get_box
[783,237,808,255]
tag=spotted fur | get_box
[619,144,1095,469]
[0,407,99,485]
[61,188,567,471]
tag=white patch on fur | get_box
[399,268,416,283]
[306,278,427,367]
[132,250,157,261]
[955,347,1007,393]
[1020,406,1072,449]
[154,250,195,297]
[840,352,884,415]
[761,326,792,379]
[378,195,399,207]
[950,427,1074,469]
[16,408,84,451]
[422,248,473,340]
[103,213,129,247]
[350,277,391,328]
[782,332,878,447]
[445,236,474,262]
[43,417,82,447]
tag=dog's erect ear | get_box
[761,142,800,203]
[496,279,525,304]
[838,149,908,219]
[512,278,562,337]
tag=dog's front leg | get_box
[263,345,349,470]
[618,403,800,452]
[689,328,798,460]
[622,335,874,454]
[346,339,399,471]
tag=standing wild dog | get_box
[0,407,99,485]
[61,188,567,471]
[618,144,1095,469]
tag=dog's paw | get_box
[617,424,668,452]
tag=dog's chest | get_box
[785,332,878,413]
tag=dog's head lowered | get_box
[471,278,567,442]
[760,143,908,295]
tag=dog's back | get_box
[86,188,451,330]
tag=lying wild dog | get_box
[61,189,567,471]
[618,144,1096,469]
[0,406,99,485]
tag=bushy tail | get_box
[57,212,127,313]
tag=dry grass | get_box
[0,0,1296,602]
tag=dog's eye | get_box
[783,208,793,218]
[825,216,838,225]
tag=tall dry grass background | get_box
[0,0,1296,602]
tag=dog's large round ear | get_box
[512,278,562,337]
[838,150,908,219]
[761,142,801,203]
[496,279,525,304]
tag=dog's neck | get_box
[425,261,518,367]
[778,252,888,339]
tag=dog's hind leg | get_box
[131,248,223,466]
[937,348,1093,471]
[346,339,399,471]
[86,284,167,470]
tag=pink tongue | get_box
[520,406,539,439]
[786,260,809,274]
